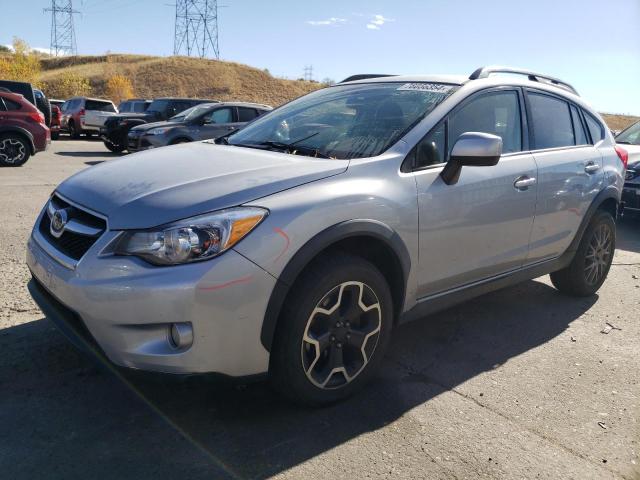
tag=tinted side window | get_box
[207,107,233,124]
[583,112,604,144]
[416,121,446,167]
[237,107,258,122]
[449,91,522,154]
[4,98,21,111]
[529,93,574,149]
[172,102,192,115]
[133,102,147,113]
[570,105,588,145]
[0,98,6,111]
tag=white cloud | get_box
[307,17,347,26]
[366,14,394,30]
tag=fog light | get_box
[169,322,193,349]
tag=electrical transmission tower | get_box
[174,0,220,59]
[304,65,313,81]
[44,0,79,56]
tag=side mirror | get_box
[440,132,502,185]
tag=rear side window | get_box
[583,112,604,144]
[449,90,522,154]
[133,102,148,113]
[529,93,574,149]
[4,98,22,111]
[237,107,259,122]
[570,105,588,145]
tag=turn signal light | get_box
[27,111,45,124]
[615,145,628,170]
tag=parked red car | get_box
[0,91,50,166]
[50,104,61,140]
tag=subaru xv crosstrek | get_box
[26,67,626,405]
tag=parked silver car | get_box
[26,66,625,405]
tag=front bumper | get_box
[26,216,276,376]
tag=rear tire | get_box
[0,133,30,167]
[550,210,615,296]
[103,141,125,153]
[270,253,393,406]
[51,132,59,140]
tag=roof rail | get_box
[339,74,396,83]
[469,66,579,96]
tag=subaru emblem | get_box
[50,209,68,238]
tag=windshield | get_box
[616,121,640,145]
[147,99,169,113]
[170,104,215,123]
[227,82,455,159]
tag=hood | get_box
[56,143,349,229]
[130,120,178,132]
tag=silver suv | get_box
[26,66,625,405]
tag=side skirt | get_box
[399,251,574,324]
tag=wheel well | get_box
[286,235,406,323]
[0,130,33,154]
[598,197,618,219]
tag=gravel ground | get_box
[1,139,639,480]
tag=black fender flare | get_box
[566,185,620,255]
[0,126,35,153]
[260,219,411,351]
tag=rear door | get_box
[413,88,538,297]
[524,90,604,263]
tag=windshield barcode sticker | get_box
[397,83,453,93]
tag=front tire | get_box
[103,141,125,153]
[68,121,80,139]
[270,253,393,406]
[0,133,31,166]
[550,210,615,296]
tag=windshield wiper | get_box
[258,132,331,158]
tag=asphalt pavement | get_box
[1,139,638,479]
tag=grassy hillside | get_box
[39,54,321,106]
[34,54,640,131]
[600,113,638,132]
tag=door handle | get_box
[584,162,600,174]
[514,176,537,190]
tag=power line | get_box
[304,65,313,81]
[174,0,220,59]
[44,0,79,56]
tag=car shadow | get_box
[1,279,597,479]
[55,151,122,158]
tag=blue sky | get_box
[4,0,639,114]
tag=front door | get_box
[413,88,538,298]
[198,106,239,140]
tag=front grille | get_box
[38,195,106,261]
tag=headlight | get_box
[113,207,268,265]
[147,127,172,135]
